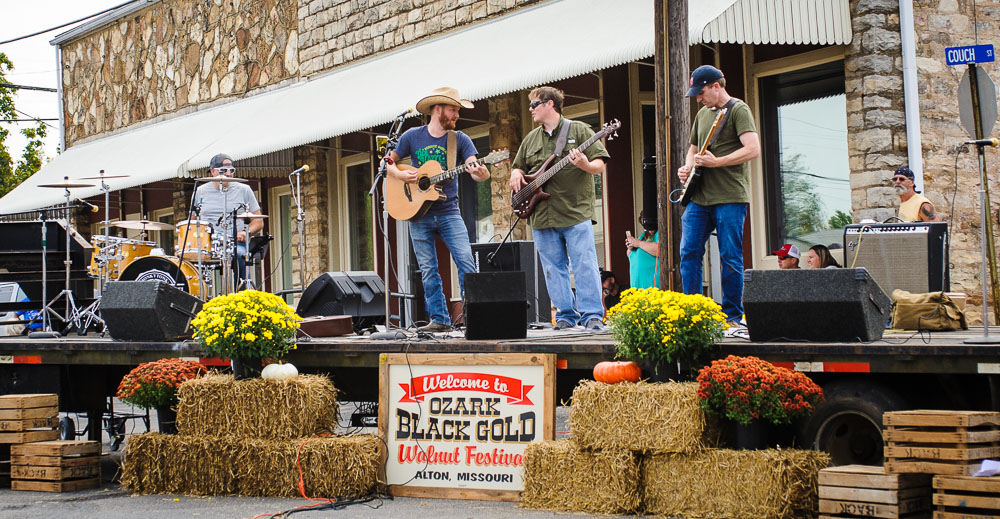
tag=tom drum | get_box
[175,220,214,261]
[88,235,156,279]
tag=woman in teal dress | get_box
[626,210,660,289]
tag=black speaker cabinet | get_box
[101,281,203,341]
[463,272,528,340]
[296,271,386,331]
[471,241,550,324]
[744,268,891,342]
[844,222,949,295]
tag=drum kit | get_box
[32,171,268,336]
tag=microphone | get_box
[193,198,203,217]
[964,138,999,147]
[79,200,99,213]
[290,164,310,175]
[395,107,413,119]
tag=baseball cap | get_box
[772,244,800,259]
[686,65,724,97]
[209,153,234,169]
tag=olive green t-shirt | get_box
[688,100,756,206]
[511,118,611,229]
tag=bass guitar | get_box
[673,107,727,206]
[385,149,509,221]
[511,119,620,219]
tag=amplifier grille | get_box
[846,232,929,294]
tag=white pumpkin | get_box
[261,362,298,381]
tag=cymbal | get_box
[200,177,249,183]
[236,212,268,219]
[79,174,129,180]
[38,176,95,189]
[111,219,175,231]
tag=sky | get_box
[1,1,125,164]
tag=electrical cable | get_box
[0,0,138,45]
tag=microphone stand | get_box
[487,212,522,269]
[288,168,306,293]
[369,114,408,331]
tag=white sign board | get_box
[379,353,555,501]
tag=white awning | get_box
[693,0,852,45]
[1,0,804,214]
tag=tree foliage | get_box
[781,153,826,238]
[0,52,49,198]
[827,210,852,229]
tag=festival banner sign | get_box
[378,353,555,501]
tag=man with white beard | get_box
[893,167,941,222]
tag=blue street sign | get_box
[946,44,995,66]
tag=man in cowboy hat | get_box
[893,166,941,222]
[508,86,610,331]
[385,87,489,333]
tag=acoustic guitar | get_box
[511,119,621,219]
[385,149,509,221]
[674,107,727,206]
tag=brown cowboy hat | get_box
[416,86,474,115]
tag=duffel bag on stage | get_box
[890,289,967,331]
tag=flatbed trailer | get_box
[2,327,999,465]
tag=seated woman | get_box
[626,210,660,289]
[806,244,841,269]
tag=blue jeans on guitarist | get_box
[409,214,477,327]
[679,202,747,322]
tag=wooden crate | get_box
[933,475,1000,519]
[0,394,58,409]
[0,416,60,432]
[0,394,60,446]
[818,464,932,518]
[884,411,1000,476]
[10,440,101,493]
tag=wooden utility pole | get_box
[654,0,689,291]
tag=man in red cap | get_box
[773,244,801,269]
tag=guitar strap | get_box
[553,117,573,157]
[707,98,739,149]
[446,130,457,170]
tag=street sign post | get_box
[946,44,995,66]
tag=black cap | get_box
[686,65,724,97]
[209,153,233,170]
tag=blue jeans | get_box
[533,221,603,325]
[680,202,747,322]
[233,242,248,290]
[409,214,477,325]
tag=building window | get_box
[346,162,374,270]
[759,60,850,253]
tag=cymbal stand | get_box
[39,187,85,335]
[73,172,114,335]
[28,209,61,339]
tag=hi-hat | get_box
[111,220,175,231]
[236,212,268,219]
[38,176,95,189]
[79,174,129,180]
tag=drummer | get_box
[194,153,263,289]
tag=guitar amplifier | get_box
[843,222,949,295]
[471,241,550,324]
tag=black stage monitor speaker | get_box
[463,272,528,340]
[471,241,550,324]
[101,281,203,341]
[296,271,386,331]
[844,222,949,295]
[743,268,891,342]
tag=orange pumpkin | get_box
[593,361,642,384]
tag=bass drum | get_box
[117,256,202,299]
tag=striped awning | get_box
[693,0,852,45]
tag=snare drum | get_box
[117,256,202,298]
[175,220,214,260]
[88,235,156,279]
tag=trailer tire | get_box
[59,416,75,440]
[799,381,907,466]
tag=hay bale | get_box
[569,380,720,453]
[175,374,338,439]
[522,440,640,514]
[121,433,380,497]
[642,448,830,519]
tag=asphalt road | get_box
[1,405,631,519]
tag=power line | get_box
[14,109,57,129]
[0,0,138,45]
[1,118,58,122]
[0,83,57,92]
[783,169,851,183]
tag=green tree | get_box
[827,209,852,229]
[0,52,49,198]
[781,153,826,238]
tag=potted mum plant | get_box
[190,290,302,379]
[606,287,727,380]
[116,358,207,433]
[696,355,824,448]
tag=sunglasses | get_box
[891,176,909,183]
[216,167,236,175]
[528,99,548,109]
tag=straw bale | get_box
[121,432,381,497]
[569,380,721,453]
[175,374,338,439]
[521,440,641,514]
[642,448,830,519]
